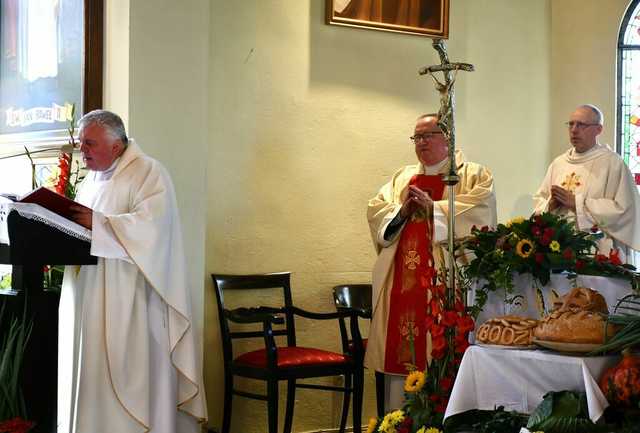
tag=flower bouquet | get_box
[461,212,640,317]
[41,105,84,290]
[367,268,475,432]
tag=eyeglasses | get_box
[410,131,444,143]
[564,121,599,130]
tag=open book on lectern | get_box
[0,187,91,245]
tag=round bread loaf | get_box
[534,309,615,344]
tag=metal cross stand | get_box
[419,39,474,305]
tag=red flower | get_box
[456,315,475,333]
[430,299,442,317]
[0,417,35,433]
[432,284,446,297]
[435,401,448,413]
[429,394,440,403]
[440,376,453,392]
[481,225,489,232]
[396,417,413,433]
[430,323,445,338]
[531,225,542,237]
[431,336,447,359]
[431,347,446,360]
[595,254,608,263]
[454,334,470,353]
[576,259,585,270]
[454,299,465,313]
[424,315,434,331]
[55,153,72,196]
[562,248,574,260]
[540,235,551,246]
[432,335,447,351]
[543,227,555,238]
[471,225,478,232]
[535,252,545,264]
[534,215,544,226]
[609,248,622,266]
[441,310,459,328]
[590,225,599,233]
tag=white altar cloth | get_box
[444,345,620,423]
[471,274,633,328]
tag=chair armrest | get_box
[290,306,357,320]
[335,305,372,319]
[225,307,285,325]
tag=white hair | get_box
[78,109,129,145]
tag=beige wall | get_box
[103,0,210,410]
[102,0,637,432]
[550,0,631,157]
[205,1,550,431]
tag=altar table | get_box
[444,345,620,423]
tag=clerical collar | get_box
[422,157,449,175]
[565,143,609,164]
[94,157,121,181]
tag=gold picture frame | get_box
[326,0,449,38]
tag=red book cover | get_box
[18,187,89,222]
[409,174,445,200]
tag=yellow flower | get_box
[378,410,404,433]
[416,428,442,433]
[549,240,560,252]
[404,370,426,393]
[366,417,378,433]
[516,238,535,258]
[505,216,525,228]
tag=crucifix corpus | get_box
[418,38,474,305]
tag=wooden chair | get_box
[332,284,385,418]
[212,272,364,433]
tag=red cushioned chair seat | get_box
[235,346,350,369]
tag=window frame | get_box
[617,0,640,157]
[0,0,103,158]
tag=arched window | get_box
[618,0,640,187]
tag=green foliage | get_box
[526,391,608,433]
[444,407,528,433]
[0,299,33,421]
[462,213,640,317]
[591,308,640,354]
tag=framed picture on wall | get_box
[0,0,103,154]
[326,0,449,38]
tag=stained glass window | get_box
[618,0,640,188]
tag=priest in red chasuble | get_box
[365,113,496,409]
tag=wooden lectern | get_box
[0,210,97,432]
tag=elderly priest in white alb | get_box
[533,104,640,264]
[58,110,207,433]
